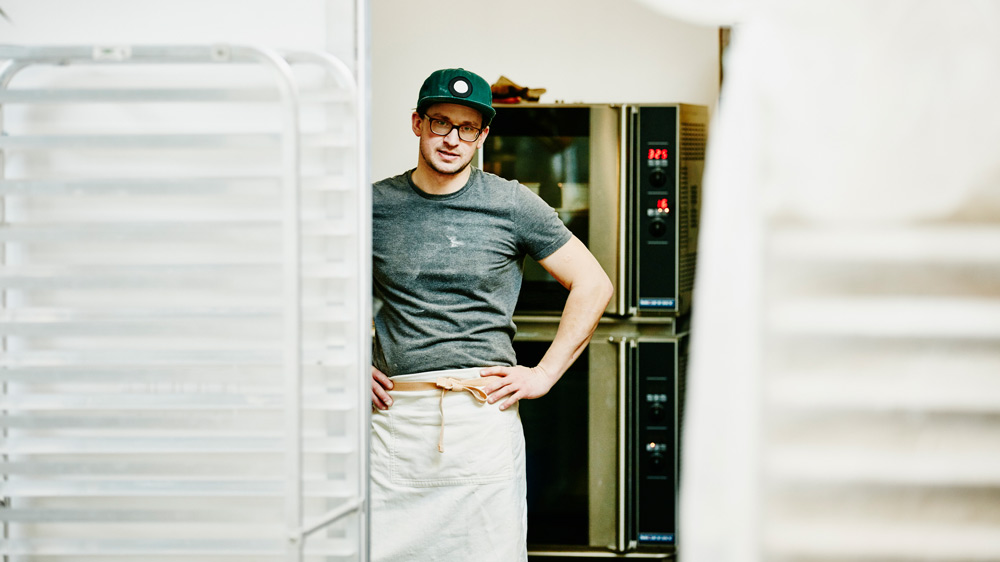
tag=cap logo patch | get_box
[448,77,472,98]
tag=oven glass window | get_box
[482,107,590,313]
[514,339,590,547]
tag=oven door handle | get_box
[618,337,638,552]
[619,106,638,316]
[617,106,629,315]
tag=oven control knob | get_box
[650,403,665,420]
[650,168,669,188]
[649,219,667,238]
[649,452,666,472]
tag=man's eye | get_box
[460,126,476,134]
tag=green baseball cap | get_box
[416,68,495,127]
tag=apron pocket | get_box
[388,392,516,487]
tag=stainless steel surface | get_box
[676,103,709,318]
[624,105,639,317]
[618,337,630,553]
[588,105,624,316]
[588,337,618,549]
[528,550,672,559]
[514,315,681,338]
[353,0,373,557]
[612,108,631,315]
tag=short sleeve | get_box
[513,183,573,261]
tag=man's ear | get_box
[411,112,423,137]
[476,126,490,149]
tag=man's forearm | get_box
[536,276,613,384]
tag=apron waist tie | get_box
[390,376,498,453]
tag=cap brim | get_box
[417,96,495,125]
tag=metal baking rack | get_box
[0,44,368,561]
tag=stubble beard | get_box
[420,142,472,177]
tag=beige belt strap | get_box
[390,376,499,453]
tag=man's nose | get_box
[442,127,461,145]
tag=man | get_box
[370,67,613,562]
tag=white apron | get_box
[370,367,528,562]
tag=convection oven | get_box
[485,101,707,558]
[481,103,708,317]
[514,318,688,559]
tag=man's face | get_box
[412,102,489,176]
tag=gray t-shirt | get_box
[372,167,572,376]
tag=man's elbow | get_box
[593,268,614,310]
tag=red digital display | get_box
[657,198,670,212]
[648,148,669,160]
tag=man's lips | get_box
[437,149,459,161]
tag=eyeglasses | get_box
[422,114,483,142]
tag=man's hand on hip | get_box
[371,366,393,410]
[478,365,557,411]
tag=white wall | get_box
[0,0,347,59]
[371,0,720,181]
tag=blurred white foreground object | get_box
[632,1,1000,561]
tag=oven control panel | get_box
[627,336,687,550]
[631,104,706,318]
[634,106,679,314]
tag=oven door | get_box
[513,319,619,552]
[482,104,626,316]
[513,318,683,558]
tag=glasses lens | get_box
[457,126,480,142]
[428,118,450,136]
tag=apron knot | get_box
[434,376,494,453]
[435,377,490,402]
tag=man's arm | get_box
[480,235,613,410]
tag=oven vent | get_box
[680,121,707,161]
